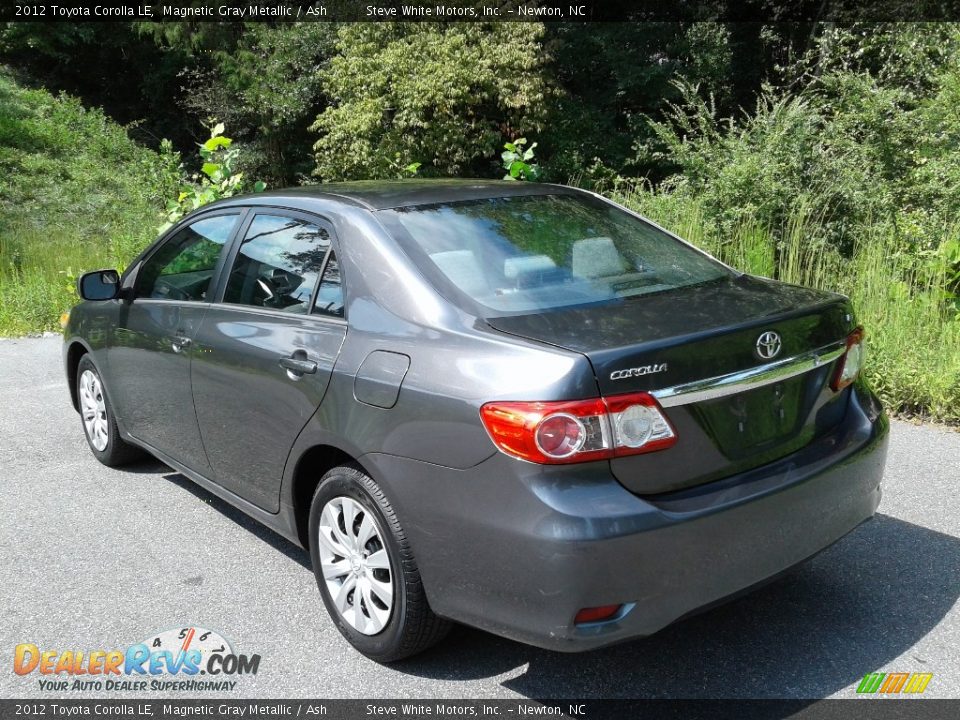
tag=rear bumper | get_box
[361,383,888,652]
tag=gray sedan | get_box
[64,180,888,661]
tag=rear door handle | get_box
[279,356,318,376]
[171,336,192,353]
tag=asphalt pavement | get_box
[1,336,958,700]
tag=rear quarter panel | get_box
[281,206,599,486]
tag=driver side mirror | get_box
[78,269,120,301]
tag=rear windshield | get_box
[379,193,731,315]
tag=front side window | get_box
[223,214,331,314]
[380,194,731,315]
[137,214,239,301]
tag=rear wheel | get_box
[76,355,142,467]
[308,464,450,661]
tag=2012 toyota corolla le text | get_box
[63,180,889,661]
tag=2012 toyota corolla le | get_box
[63,180,888,661]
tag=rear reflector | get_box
[480,392,676,464]
[574,605,623,625]
[831,327,865,391]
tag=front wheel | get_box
[308,464,450,662]
[76,355,142,467]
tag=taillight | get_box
[831,327,865,391]
[479,392,677,465]
[603,393,678,457]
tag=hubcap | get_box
[317,496,394,635]
[79,370,108,452]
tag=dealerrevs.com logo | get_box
[13,626,261,692]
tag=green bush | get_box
[639,25,960,263]
[311,23,551,180]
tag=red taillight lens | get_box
[479,392,676,465]
[479,398,610,464]
[535,414,586,458]
[831,327,865,391]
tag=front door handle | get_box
[279,355,318,376]
[171,336,192,353]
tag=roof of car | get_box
[234,179,582,211]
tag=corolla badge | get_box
[610,363,668,381]
[755,331,782,360]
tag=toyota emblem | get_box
[755,331,782,360]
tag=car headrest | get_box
[504,254,557,280]
[572,236,626,279]
[430,250,489,296]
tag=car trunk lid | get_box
[485,275,857,494]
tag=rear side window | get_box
[313,251,344,319]
[380,194,730,315]
[223,214,332,314]
[137,214,239,301]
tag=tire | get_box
[308,464,450,662]
[76,355,143,467]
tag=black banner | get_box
[7,0,960,23]
[1,700,959,720]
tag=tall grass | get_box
[0,226,146,335]
[606,182,960,425]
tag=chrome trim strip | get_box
[651,341,847,408]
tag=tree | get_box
[137,22,337,185]
[311,23,551,180]
[537,22,734,181]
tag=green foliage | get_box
[640,25,960,259]
[160,122,265,233]
[502,138,541,181]
[0,69,177,334]
[641,82,864,250]
[311,23,551,180]
[1,24,198,152]
[387,153,421,179]
[538,22,737,180]
[0,71,176,233]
